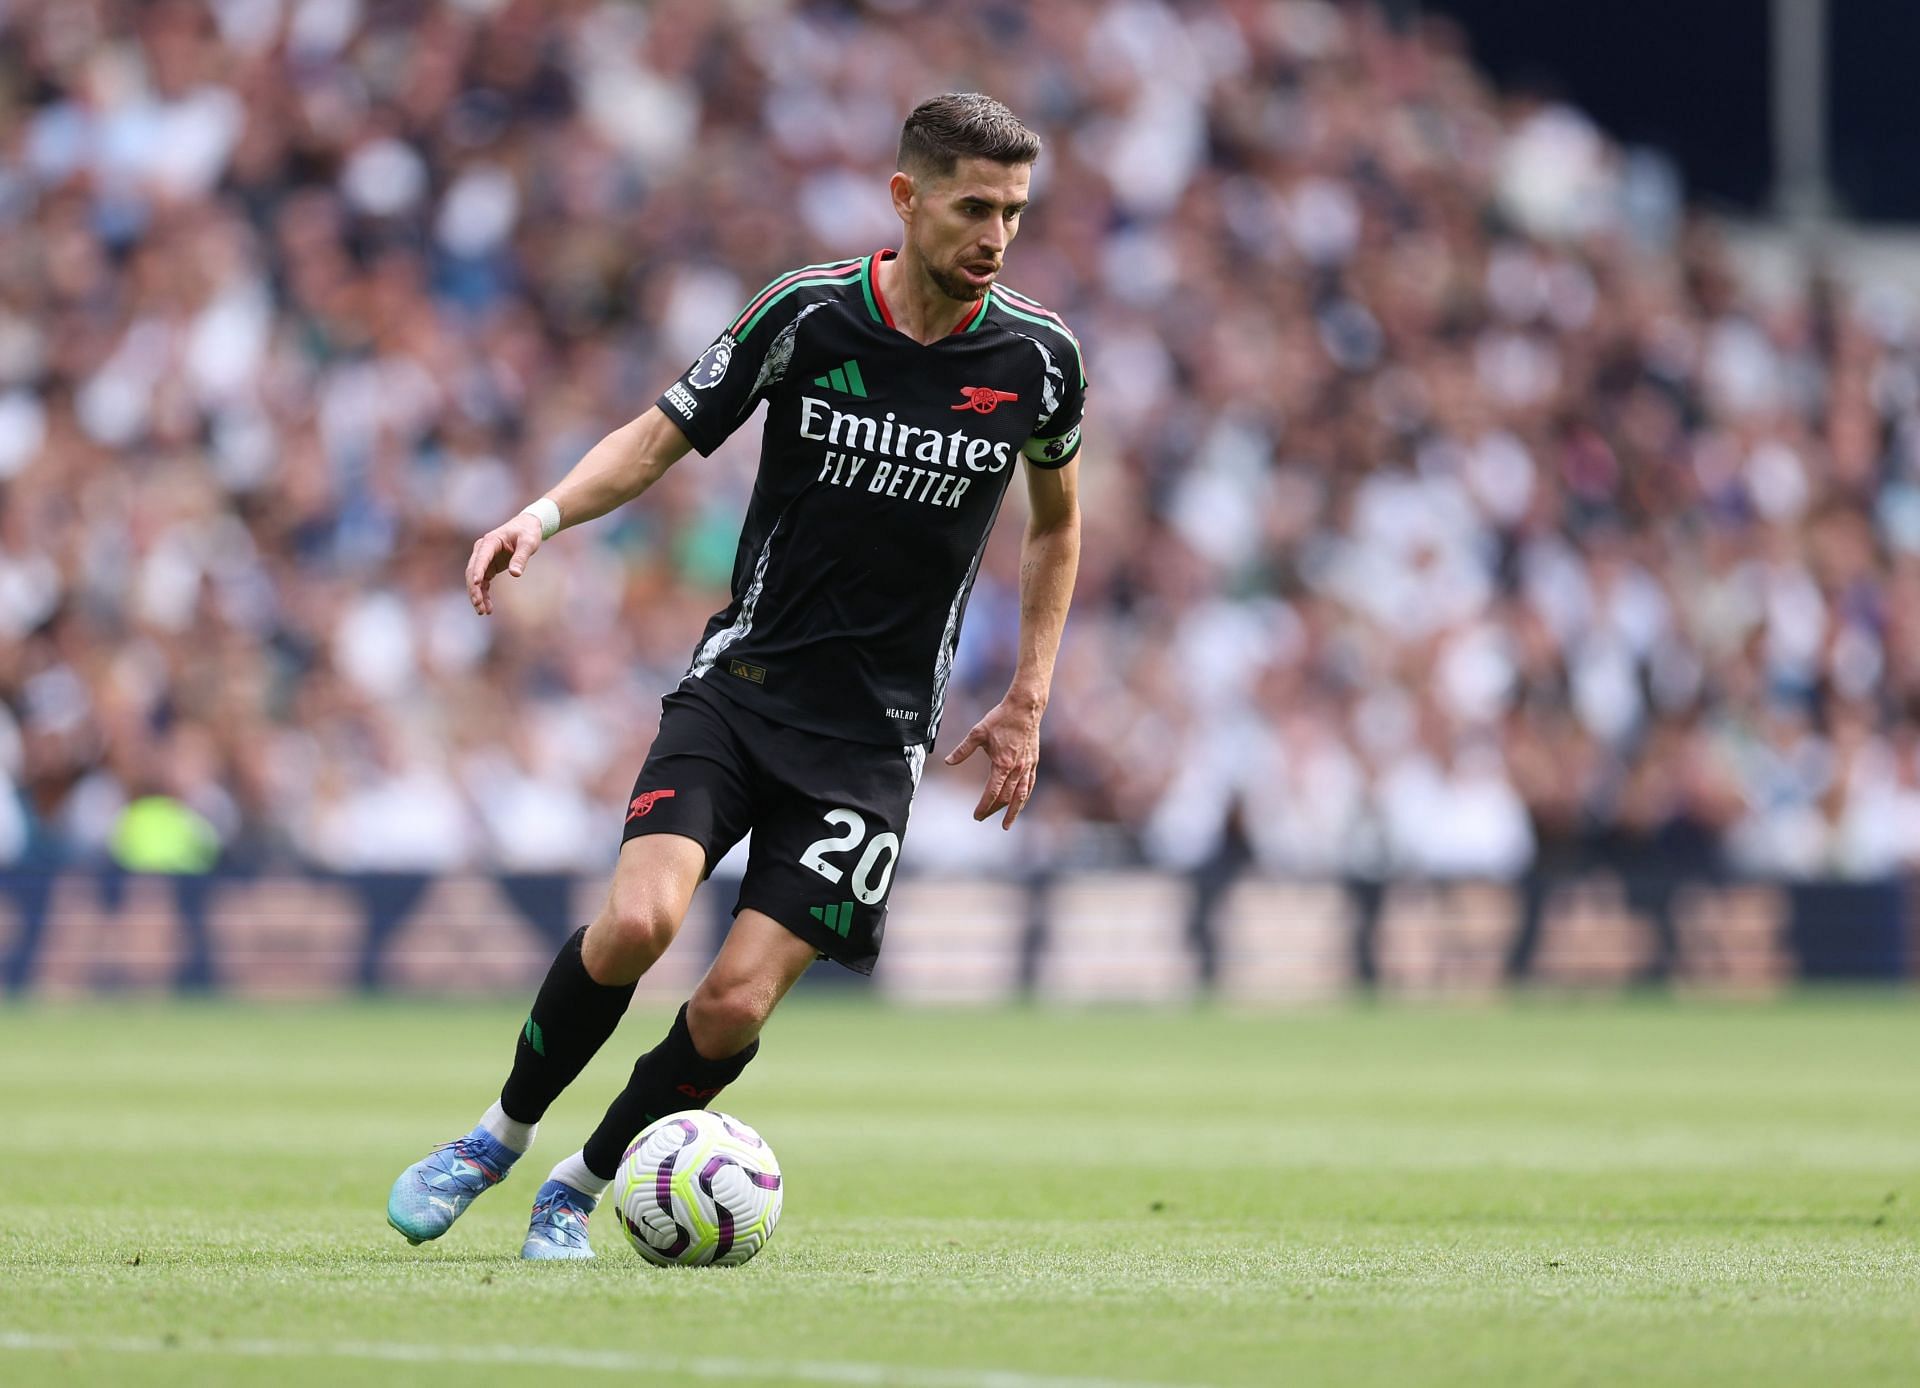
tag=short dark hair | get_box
[897,93,1041,180]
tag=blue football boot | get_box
[386,1127,519,1245]
[520,1180,598,1260]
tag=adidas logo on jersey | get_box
[812,360,869,397]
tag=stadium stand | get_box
[0,0,1914,901]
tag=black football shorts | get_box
[619,680,920,973]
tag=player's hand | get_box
[944,694,1044,829]
[466,513,545,615]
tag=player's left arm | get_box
[944,455,1081,829]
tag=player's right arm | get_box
[466,406,692,616]
[468,266,817,615]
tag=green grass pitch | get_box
[3,996,1918,1386]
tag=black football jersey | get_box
[656,248,1087,752]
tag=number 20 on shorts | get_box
[799,810,901,905]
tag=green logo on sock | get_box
[523,1016,546,1056]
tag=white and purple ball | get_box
[614,1110,783,1267]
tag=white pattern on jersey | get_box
[690,514,786,680]
[1011,332,1065,426]
[749,302,827,405]
[928,538,989,741]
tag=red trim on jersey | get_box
[868,250,899,328]
[871,249,992,336]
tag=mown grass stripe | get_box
[0,1332,1212,1388]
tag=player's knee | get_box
[594,894,680,976]
[686,978,771,1057]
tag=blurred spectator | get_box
[0,0,1914,883]
[110,794,220,874]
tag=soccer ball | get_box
[614,1110,783,1266]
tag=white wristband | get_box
[521,497,561,540]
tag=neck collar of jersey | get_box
[865,249,990,337]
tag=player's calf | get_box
[498,926,642,1126]
[578,1002,761,1183]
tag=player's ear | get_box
[888,171,917,223]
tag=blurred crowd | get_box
[3,0,1919,881]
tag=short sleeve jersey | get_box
[656,249,1087,749]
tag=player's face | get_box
[907,158,1031,302]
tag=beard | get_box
[925,258,989,303]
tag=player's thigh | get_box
[734,741,917,975]
[617,691,759,876]
[690,909,821,1029]
[595,832,708,938]
[588,692,759,974]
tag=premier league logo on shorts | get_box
[690,337,734,390]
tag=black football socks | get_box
[579,1002,760,1180]
[498,926,638,1124]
